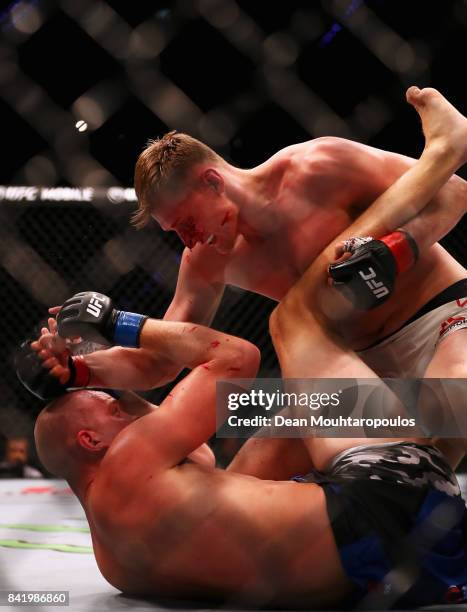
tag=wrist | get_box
[112,311,148,348]
[68,355,91,388]
[380,230,419,274]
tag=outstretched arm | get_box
[35,292,249,396]
[164,245,228,326]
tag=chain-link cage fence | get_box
[1,0,466,471]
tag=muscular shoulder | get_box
[281,137,403,201]
[289,137,387,174]
[96,423,164,491]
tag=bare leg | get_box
[423,331,467,469]
[283,87,467,328]
[227,437,312,479]
[332,87,467,253]
[231,88,466,477]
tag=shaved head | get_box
[34,390,116,479]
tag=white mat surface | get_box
[1,477,466,612]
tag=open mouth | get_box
[206,234,217,245]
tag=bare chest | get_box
[226,207,353,300]
[226,239,299,300]
[88,491,263,596]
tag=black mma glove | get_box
[15,341,90,401]
[328,230,419,310]
[57,292,148,348]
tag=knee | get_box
[269,294,301,342]
[269,303,282,341]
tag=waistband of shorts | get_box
[361,278,467,350]
[405,278,467,325]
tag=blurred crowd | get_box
[0,433,43,478]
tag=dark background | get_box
[0,0,466,466]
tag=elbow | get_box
[269,303,284,345]
[309,136,347,155]
[143,358,180,391]
[269,295,301,360]
[216,339,261,379]
[235,340,261,378]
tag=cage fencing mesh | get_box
[0,0,466,469]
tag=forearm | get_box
[82,346,176,390]
[164,282,225,326]
[80,318,248,390]
[164,245,227,326]
[138,318,255,372]
[335,147,466,250]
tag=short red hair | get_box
[132,131,221,229]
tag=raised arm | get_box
[51,295,260,469]
[33,320,178,392]
[35,286,244,394]
[123,319,260,467]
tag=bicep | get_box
[125,340,259,466]
[126,366,222,467]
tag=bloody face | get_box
[173,215,207,249]
[154,188,236,253]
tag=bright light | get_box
[75,120,88,132]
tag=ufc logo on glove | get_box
[358,268,389,299]
[86,296,104,318]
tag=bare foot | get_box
[406,86,467,162]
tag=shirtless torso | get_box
[85,434,350,605]
[167,137,465,349]
[34,92,467,604]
